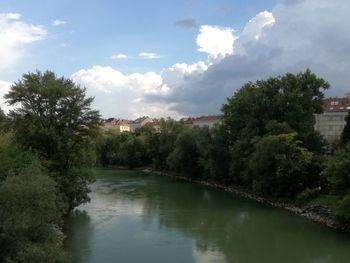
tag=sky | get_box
[0,0,349,119]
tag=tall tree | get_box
[341,110,350,144]
[5,70,100,209]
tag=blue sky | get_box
[0,0,277,78]
[0,0,349,118]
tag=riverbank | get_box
[141,167,349,233]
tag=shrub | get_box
[334,195,350,225]
[296,187,321,204]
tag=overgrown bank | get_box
[96,70,350,232]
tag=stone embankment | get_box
[142,168,348,233]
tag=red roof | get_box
[323,98,350,111]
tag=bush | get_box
[296,187,321,204]
[322,143,350,195]
[0,163,67,262]
[334,195,350,225]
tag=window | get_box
[330,101,339,106]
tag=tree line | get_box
[96,70,350,227]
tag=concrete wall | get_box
[314,111,348,143]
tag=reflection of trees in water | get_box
[64,210,93,263]
[136,178,350,263]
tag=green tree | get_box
[0,107,6,131]
[221,70,328,192]
[0,163,67,263]
[250,133,313,198]
[5,70,100,209]
[322,143,350,195]
[222,70,329,150]
[341,111,350,144]
[167,129,202,179]
[0,133,37,182]
[153,119,186,169]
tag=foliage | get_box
[0,108,6,132]
[341,111,350,144]
[0,163,66,263]
[5,70,100,209]
[118,135,149,168]
[167,128,203,179]
[221,70,329,151]
[0,133,37,182]
[296,187,321,204]
[154,119,186,169]
[322,143,350,195]
[250,133,313,198]
[334,195,350,225]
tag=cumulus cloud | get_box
[0,80,12,112]
[0,13,47,70]
[51,19,66,26]
[139,52,160,59]
[146,0,350,115]
[111,53,128,59]
[175,18,198,29]
[72,0,350,118]
[196,25,237,60]
[71,66,174,118]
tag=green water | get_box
[65,169,350,263]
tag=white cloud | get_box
[111,53,128,59]
[143,0,350,115]
[0,13,47,70]
[71,66,174,118]
[51,19,66,26]
[72,0,350,118]
[0,80,12,112]
[139,52,160,59]
[196,25,237,60]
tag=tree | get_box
[250,133,313,198]
[221,70,329,193]
[222,70,329,151]
[167,129,202,179]
[5,70,100,209]
[0,107,6,131]
[322,143,350,195]
[0,163,66,263]
[341,111,350,144]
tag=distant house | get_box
[314,95,350,143]
[130,116,153,132]
[183,115,222,129]
[102,118,131,132]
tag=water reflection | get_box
[66,169,350,263]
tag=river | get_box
[65,169,350,263]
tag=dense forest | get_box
[96,70,350,227]
[1,69,350,261]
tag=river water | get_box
[65,169,350,263]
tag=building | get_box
[102,118,131,132]
[183,115,222,129]
[130,116,153,132]
[314,96,350,143]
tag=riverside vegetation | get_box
[1,69,350,261]
[96,70,350,229]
